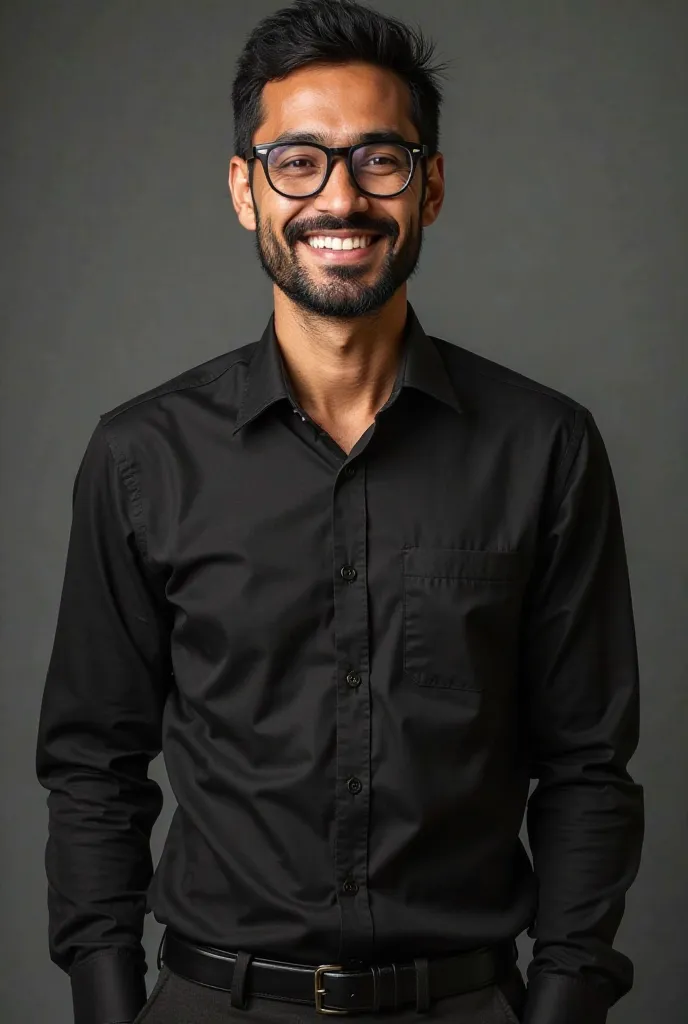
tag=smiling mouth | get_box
[301,231,382,249]
[298,232,386,261]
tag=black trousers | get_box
[133,961,527,1024]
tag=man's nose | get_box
[313,156,369,217]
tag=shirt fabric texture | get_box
[36,302,644,1024]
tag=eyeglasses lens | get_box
[266,144,413,197]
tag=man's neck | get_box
[272,286,408,426]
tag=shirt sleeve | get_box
[36,420,173,1024]
[520,408,644,1024]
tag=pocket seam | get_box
[402,547,522,692]
[402,546,524,581]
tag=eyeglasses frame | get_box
[245,139,429,200]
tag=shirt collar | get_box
[232,301,463,435]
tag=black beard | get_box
[252,208,424,319]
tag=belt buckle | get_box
[314,964,349,1015]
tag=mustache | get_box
[284,216,398,247]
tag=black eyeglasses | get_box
[246,139,428,199]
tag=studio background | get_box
[1,2,686,1021]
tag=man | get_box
[36,2,643,1023]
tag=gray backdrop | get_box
[2,1,686,1021]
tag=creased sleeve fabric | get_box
[36,420,172,1024]
[520,409,644,1024]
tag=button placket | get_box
[331,458,374,963]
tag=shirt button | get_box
[344,465,356,477]
[340,564,357,582]
[342,877,359,896]
[347,776,363,795]
[346,671,362,688]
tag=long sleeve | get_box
[520,408,644,1024]
[36,420,173,1024]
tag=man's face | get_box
[229,62,444,318]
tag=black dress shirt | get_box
[36,302,643,1024]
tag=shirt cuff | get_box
[70,949,147,1024]
[523,973,610,1024]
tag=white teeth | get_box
[306,235,374,250]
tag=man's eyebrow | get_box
[265,129,409,146]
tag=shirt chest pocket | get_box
[402,546,526,691]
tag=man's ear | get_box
[420,151,444,228]
[229,155,257,231]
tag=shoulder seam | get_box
[99,353,251,426]
[470,363,583,411]
[434,338,584,412]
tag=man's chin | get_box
[284,280,397,319]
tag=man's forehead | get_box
[257,63,415,141]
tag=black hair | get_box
[231,0,448,159]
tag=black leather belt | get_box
[160,929,517,1014]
